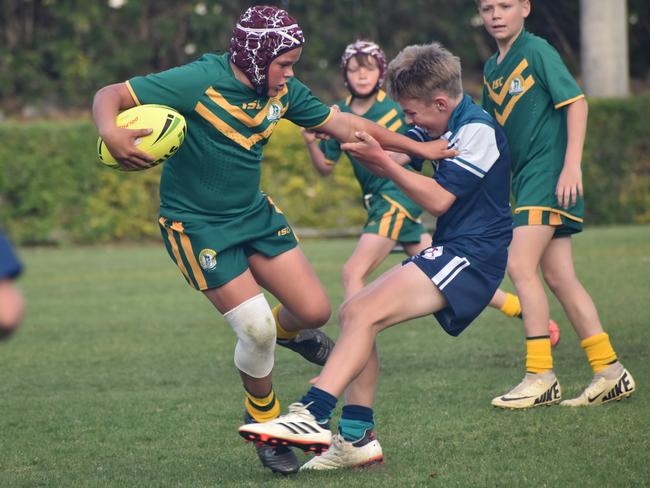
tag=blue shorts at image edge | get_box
[405,244,506,336]
[0,231,23,279]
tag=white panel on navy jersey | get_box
[446,123,500,178]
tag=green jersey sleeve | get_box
[283,78,332,129]
[127,55,214,113]
[319,138,342,163]
[530,40,583,108]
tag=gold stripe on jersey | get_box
[555,93,585,109]
[205,86,289,128]
[381,194,418,221]
[492,75,535,125]
[484,59,535,125]
[514,206,584,223]
[549,213,562,225]
[195,102,287,151]
[484,59,529,105]
[376,90,386,102]
[178,232,208,290]
[125,80,141,105]
[345,95,352,105]
[377,108,399,127]
[159,218,194,287]
[388,119,403,132]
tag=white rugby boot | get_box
[561,362,636,407]
[301,430,383,471]
[491,371,561,409]
[238,402,332,454]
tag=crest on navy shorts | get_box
[267,101,282,121]
[422,246,443,260]
[508,76,525,95]
[199,249,218,270]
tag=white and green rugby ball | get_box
[97,104,186,170]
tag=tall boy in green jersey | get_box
[92,6,456,476]
[478,0,635,409]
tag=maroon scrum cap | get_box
[340,40,387,97]
[228,6,305,95]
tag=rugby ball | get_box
[97,104,186,170]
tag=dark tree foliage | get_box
[0,0,647,115]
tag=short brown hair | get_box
[386,43,462,103]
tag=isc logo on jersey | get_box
[508,76,525,95]
[267,102,282,122]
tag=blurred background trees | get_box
[1,0,648,118]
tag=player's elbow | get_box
[425,194,455,217]
[426,203,446,217]
[94,83,134,110]
[94,83,120,101]
[317,163,334,177]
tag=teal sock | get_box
[339,405,374,442]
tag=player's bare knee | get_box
[299,301,331,329]
[507,258,535,284]
[542,266,576,295]
[339,297,371,332]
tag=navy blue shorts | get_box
[404,244,506,336]
[0,231,22,279]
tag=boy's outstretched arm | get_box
[342,131,455,216]
[318,110,457,162]
[556,97,588,209]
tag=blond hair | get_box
[386,43,462,103]
[475,0,530,7]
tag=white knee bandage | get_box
[223,293,276,378]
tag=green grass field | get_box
[1,225,649,487]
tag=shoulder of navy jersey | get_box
[444,95,501,178]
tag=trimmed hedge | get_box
[1,96,648,244]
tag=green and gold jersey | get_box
[481,30,585,217]
[127,52,332,221]
[320,90,417,206]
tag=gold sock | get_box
[525,336,553,373]
[500,292,522,318]
[245,388,280,423]
[272,304,299,340]
[581,332,617,373]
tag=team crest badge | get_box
[267,102,282,122]
[199,249,218,270]
[508,76,525,95]
[421,246,443,260]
